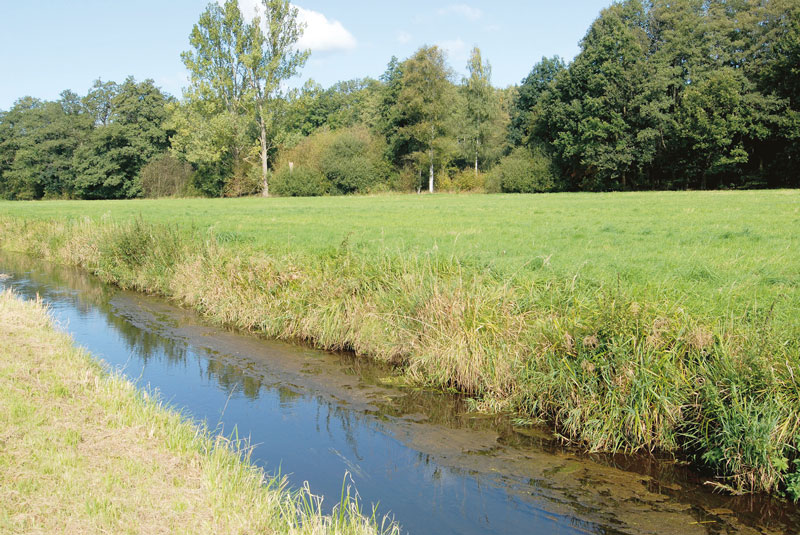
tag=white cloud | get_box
[396,31,412,44]
[436,38,468,64]
[294,5,356,52]
[224,1,356,52]
[437,4,483,21]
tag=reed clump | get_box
[1,215,797,500]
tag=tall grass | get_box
[1,210,798,500]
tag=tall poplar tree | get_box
[244,0,308,197]
[175,0,307,197]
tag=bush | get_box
[271,167,330,197]
[488,148,555,193]
[320,132,378,194]
[450,168,486,192]
[275,126,389,195]
[140,153,195,198]
[223,161,262,198]
[388,167,419,192]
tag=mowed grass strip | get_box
[0,190,798,499]
[0,290,397,535]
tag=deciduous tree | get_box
[395,46,455,192]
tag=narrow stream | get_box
[1,251,797,535]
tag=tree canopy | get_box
[1,0,798,199]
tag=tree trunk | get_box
[260,117,269,198]
[429,126,435,193]
[474,144,479,177]
[429,158,434,193]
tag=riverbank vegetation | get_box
[1,0,799,199]
[0,289,397,534]
[1,190,798,500]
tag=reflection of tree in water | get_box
[102,309,189,365]
[205,355,265,401]
[0,250,112,319]
[322,399,365,462]
[1,251,188,360]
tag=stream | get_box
[1,250,797,535]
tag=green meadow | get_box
[2,190,798,328]
[1,190,799,498]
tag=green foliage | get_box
[0,95,92,199]
[787,461,800,501]
[140,153,195,198]
[508,56,565,147]
[2,0,800,199]
[275,126,388,196]
[488,147,555,193]
[320,131,380,194]
[0,76,171,200]
[448,168,485,192]
[72,78,172,199]
[285,78,382,136]
[394,46,456,192]
[271,166,330,197]
[530,0,800,191]
[222,162,263,198]
[535,1,650,191]
[461,47,499,174]
[175,0,308,197]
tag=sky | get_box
[0,0,612,110]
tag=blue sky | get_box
[0,1,612,110]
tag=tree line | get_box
[1,0,798,200]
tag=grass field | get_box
[0,290,395,534]
[2,190,798,328]
[1,190,799,498]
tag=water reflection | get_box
[1,251,797,535]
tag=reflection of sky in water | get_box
[0,263,593,535]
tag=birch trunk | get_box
[260,116,269,197]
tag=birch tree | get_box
[463,47,493,176]
[396,46,454,192]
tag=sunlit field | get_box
[2,190,798,330]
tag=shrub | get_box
[223,161,262,198]
[140,153,195,198]
[320,132,378,194]
[450,168,486,192]
[388,167,419,192]
[488,147,555,193]
[271,166,330,197]
[275,126,389,195]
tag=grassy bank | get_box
[0,289,396,534]
[0,191,798,499]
